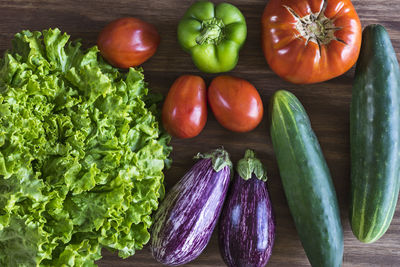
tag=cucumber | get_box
[350,24,400,243]
[270,90,343,267]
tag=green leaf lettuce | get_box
[0,28,171,266]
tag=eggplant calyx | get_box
[195,147,233,174]
[237,149,267,182]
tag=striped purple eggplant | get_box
[219,150,275,267]
[150,148,232,266]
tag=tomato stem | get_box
[284,0,346,52]
[196,18,225,45]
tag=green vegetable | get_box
[269,90,343,267]
[177,1,247,73]
[0,28,171,266]
[350,24,400,243]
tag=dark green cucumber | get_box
[270,90,343,267]
[350,24,400,243]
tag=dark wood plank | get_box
[1,0,400,266]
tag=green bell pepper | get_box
[177,1,247,73]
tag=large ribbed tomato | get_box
[262,0,361,84]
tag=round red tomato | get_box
[262,0,361,84]
[162,75,207,139]
[208,76,263,133]
[97,17,160,68]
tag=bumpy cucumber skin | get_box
[270,90,343,267]
[350,24,400,243]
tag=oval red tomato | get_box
[162,75,207,139]
[208,76,263,133]
[262,0,361,84]
[97,17,160,68]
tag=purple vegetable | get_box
[219,150,275,267]
[151,148,232,266]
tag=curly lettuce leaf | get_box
[0,28,170,266]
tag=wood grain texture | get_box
[0,0,400,266]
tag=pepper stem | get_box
[237,149,268,182]
[196,18,225,45]
[195,147,232,174]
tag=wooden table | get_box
[1,0,400,266]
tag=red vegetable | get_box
[162,75,207,139]
[208,76,263,132]
[261,0,361,84]
[97,17,160,68]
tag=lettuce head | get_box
[0,28,171,266]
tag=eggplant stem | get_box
[237,149,268,182]
[195,147,233,175]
